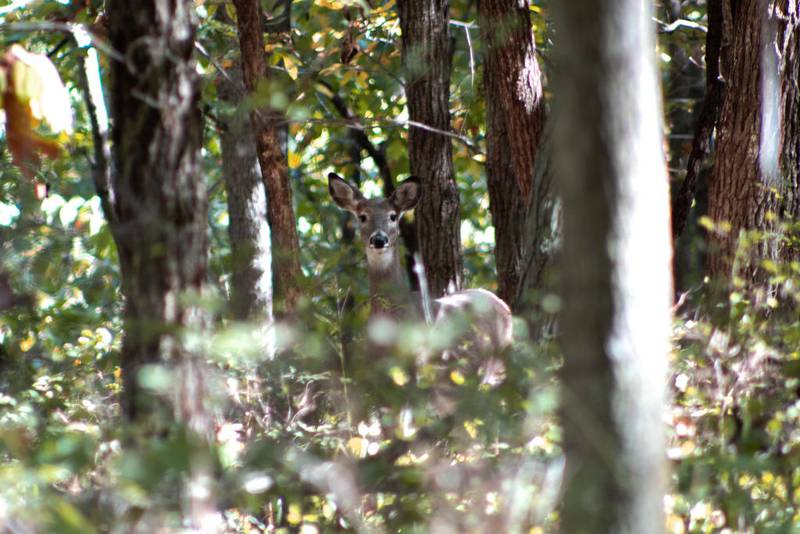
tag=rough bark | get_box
[397,0,463,297]
[552,0,671,531]
[478,0,546,309]
[515,130,561,327]
[707,0,800,281]
[218,67,275,359]
[107,0,208,430]
[233,0,302,314]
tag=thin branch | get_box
[654,17,708,33]
[74,36,116,225]
[1,22,124,62]
[451,20,476,87]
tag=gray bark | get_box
[218,67,275,359]
[107,0,208,431]
[233,0,303,314]
[106,0,214,525]
[552,0,672,531]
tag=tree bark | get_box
[477,0,546,309]
[552,0,671,531]
[106,2,216,525]
[233,0,302,314]
[107,0,208,430]
[707,0,800,281]
[397,0,463,298]
[218,67,275,359]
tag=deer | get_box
[327,172,513,386]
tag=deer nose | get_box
[369,232,389,249]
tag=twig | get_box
[451,20,475,87]
[654,17,708,33]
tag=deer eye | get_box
[389,212,397,222]
[358,214,367,223]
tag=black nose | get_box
[370,233,388,249]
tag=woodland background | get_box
[0,0,799,532]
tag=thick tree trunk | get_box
[106,0,214,525]
[218,67,275,359]
[707,0,800,281]
[397,0,463,297]
[478,0,546,309]
[233,0,302,314]
[107,0,208,429]
[552,0,671,531]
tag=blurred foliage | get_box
[0,0,797,532]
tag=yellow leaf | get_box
[288,151,302,169]
[287,503,302,525]
[463,420,478,439]
[347,436,365,457]
[450,369,465,385]
[19,333,35,352]
[283,55,299,80]
[389,366,409,386]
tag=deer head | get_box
[328,173,420,271]
[328,172,421,317]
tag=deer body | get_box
[328,173,513,370]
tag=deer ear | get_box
[328,172,363,213]
[390,176,422,212]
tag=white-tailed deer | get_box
[328,173,512,384]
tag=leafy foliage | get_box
[0,0,798,532]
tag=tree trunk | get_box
[552,0,671,531]
[106,1,214,524]
[707,0,800,281]
[233,0,302,314]
[477,0,546,309]
[397,0,462,298]
[671,0,724,292]
[107,0,208,430]
[218,67,275,359]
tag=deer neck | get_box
[366,247,410,317]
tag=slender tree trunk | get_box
[233,0,302,314]
[552,0,671,531]
[707,0,799,281]
[397,0,462,297]
[106,0,214,525]
[218,67,275,359]
[671,0,724,292]
[477,0,546,309]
